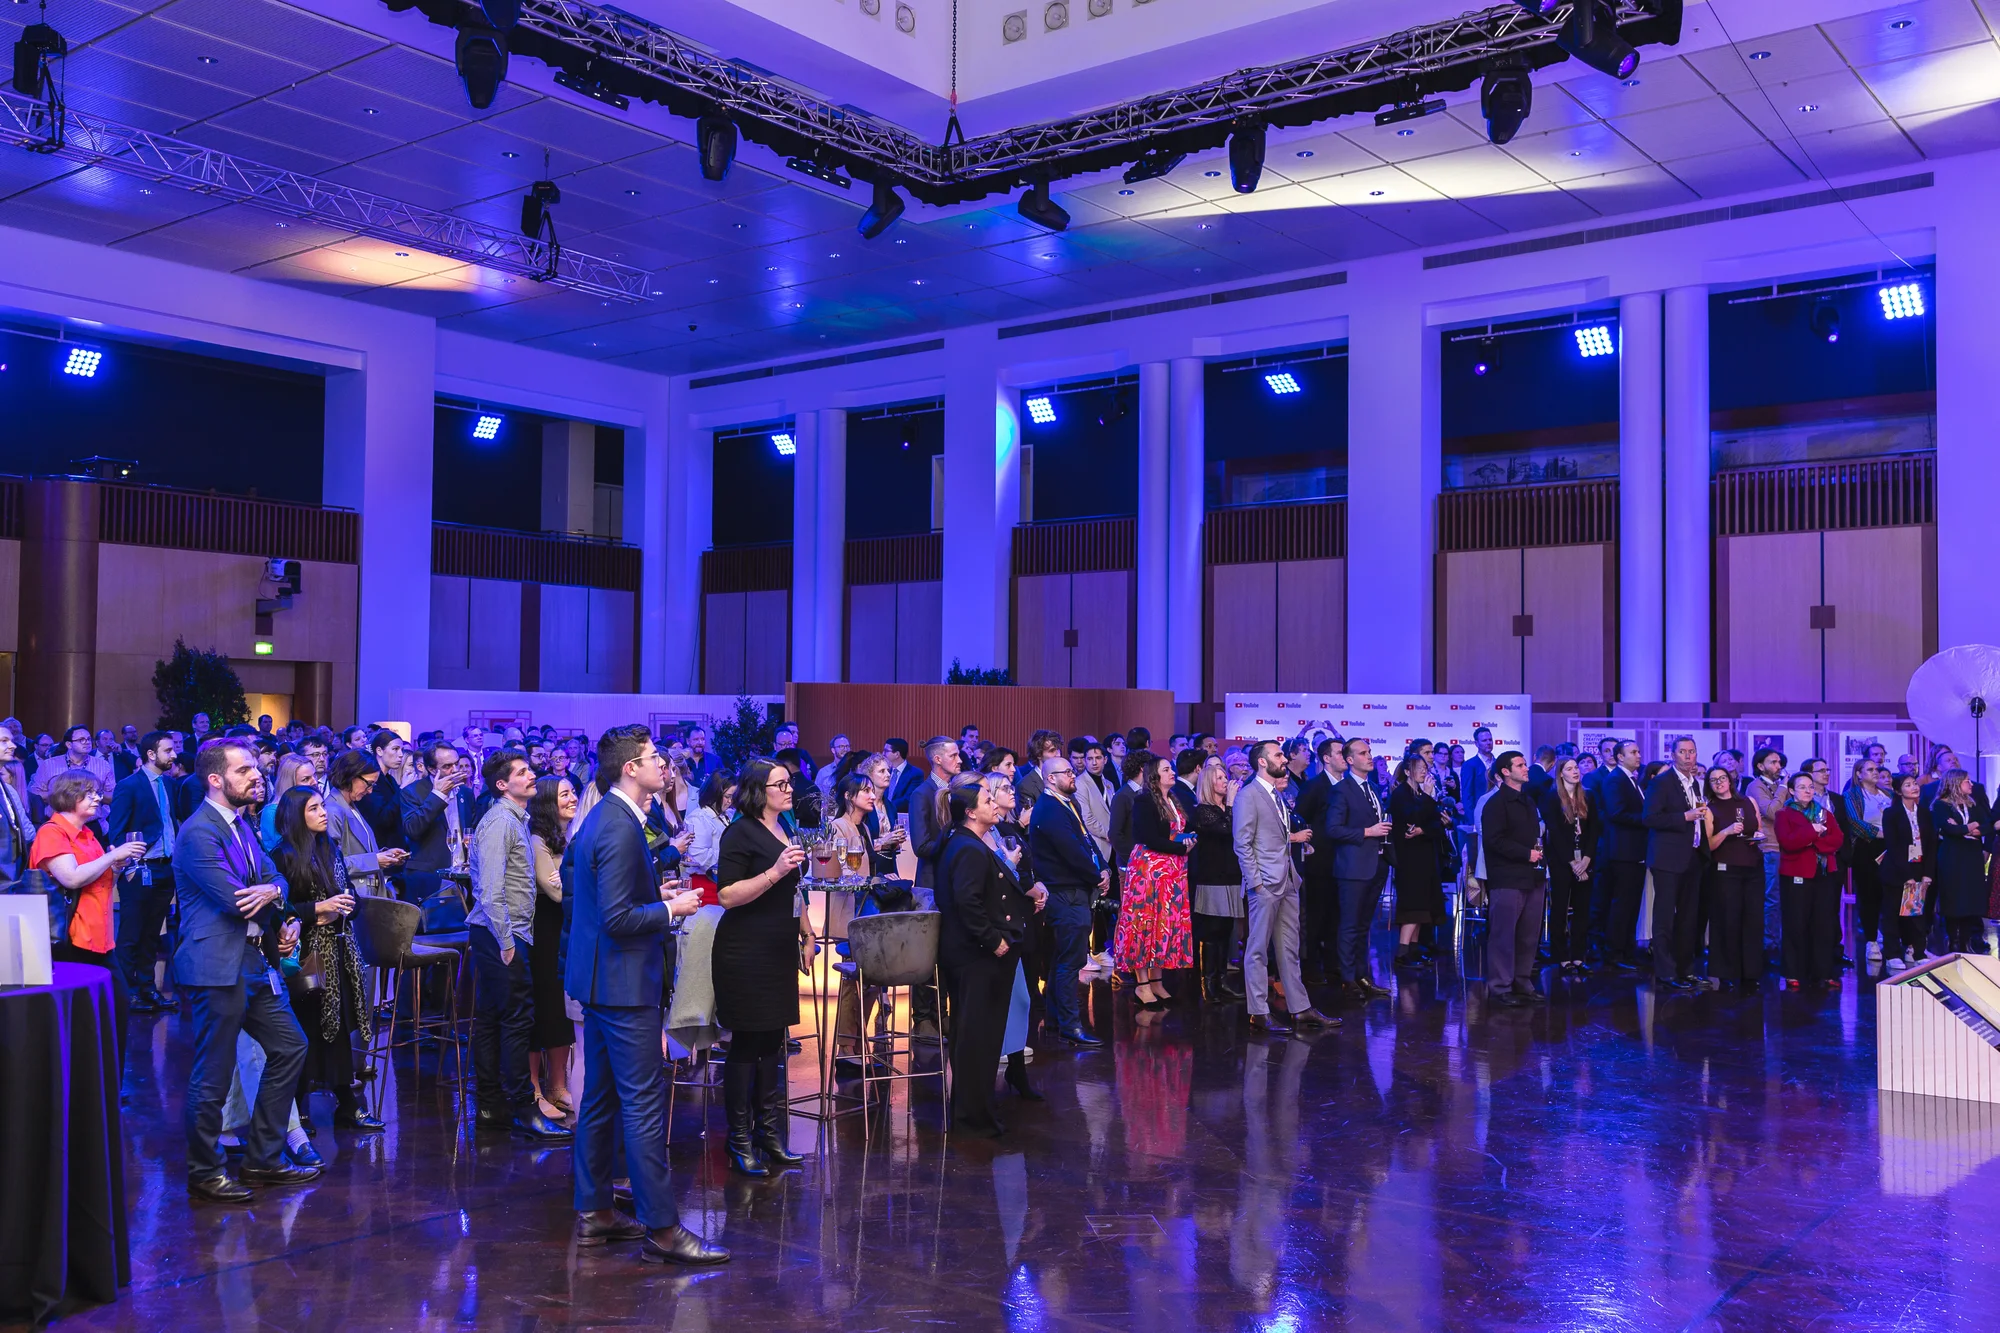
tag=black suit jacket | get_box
[1291,772,1337,883]
[1643,766,1705,874]
[1597,766,1648,864]
[1027,792,1102,898]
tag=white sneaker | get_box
[1866,940,1882,965]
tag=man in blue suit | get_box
[108,730,181,1013]
[564,724,727,1265]
[1318,737,1393,999]
[172,737,315,1203]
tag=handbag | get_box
[4,867,78,948]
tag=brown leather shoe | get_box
[1292,1007,1342,1029]
[641,1224,731,1265]
[576,1209,647,1246]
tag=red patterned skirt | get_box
[1113,847,1193,971]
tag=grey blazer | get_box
[1232,778,1299,898]
[1071,767,1113,860]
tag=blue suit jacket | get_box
[1320,771,1389,881]
[171,800,289,988]
[106,768,172,848]
[563,792,673,1007]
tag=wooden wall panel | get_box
[1013,574,1068,687]
[1276,558,1345,693]
[1721,532,1821,704]
[744,589,790,696]
[846,583,897,684]
[1523,544,1608,704]
[1211,563,1277,698]
[1824,525,1929,705]
[1441,549,1522,694]
[896,581,942,685]
[790,683,1175,764]
[703,591,745,694]
[1071,570,1131,689]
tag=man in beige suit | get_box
[1232,740,1337,1035]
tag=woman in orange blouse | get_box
[31,771,147,1033]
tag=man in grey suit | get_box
[1232,740,1337,1035]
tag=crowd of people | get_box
[10,708,1997,1266]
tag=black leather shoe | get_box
[475,1107,511,1132]
[1247,1013,1292,1035]
[188,1173,254,1203]
[575,1209,647,1247]
[285,1140,325,1169]
[1292,1007,1342,1029]
[1056,1025,1104,1047]
[239,1162,321,1186]
[641,1224,731,1266]
[513,1110,574,1142]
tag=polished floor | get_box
[23,950,2000,1332]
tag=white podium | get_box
[1878,953,2000,1104]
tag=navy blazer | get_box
[1319,771,1389,881]
[1027,791,1102,897]
[1596,765,1649,864]
[563,792,673,1007]
[171,800,290,988]
[106,767,173,849]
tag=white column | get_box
[789,412,821,684]
[1663,285,1711,703]
[812,408,847,681]
[540,419,595,535]
[1345,258,1437,691]
[661,407,710,693]
[629,381,673,692]
[940,327,1016,676]
[1618,290,1664,704]
[323,338,436,723]
[1935,157,2000,651]
[1167,357,1206,704]
[1135,361,1171,692]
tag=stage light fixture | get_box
[1264,371,1302,395]
[455,27,509,110]
[1480,62,1533,145]
[858,178,906,239]
[520,179,560,239]
[772,432,796,456]
[1574,324,1615,358]
[1558,1,1640,79]
[1017,180,1070,232]
[1879,281,1924,320]
[11,21,66,98]
[1228,121,1266,194]
[1122,149,1186,184]
[473,414,503,440]
[697,113,736,181]
[1025,396,1056,425]
[1810,297,1841,344]
[62,347,102,378]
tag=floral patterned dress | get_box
[1113,797,1193,970]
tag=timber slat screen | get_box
[1438,479,1618,552]
[98,482,359,563]
[846,533,943,585]
[1205,499,1346,565]
[1713,454,1934,536]
[1012,516,1135,577]
[434,523,641,591]
[701,542,792,595]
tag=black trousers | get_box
[469,923,535,1113]
[1649,866,1704,981]
[112,862,175,996]
[1299,876,1336,977]
[1545,863,1591,965]
[943,951,1014,1133]
[1603,861,1646,963]
[1780,873,1842,981]
[1706,864,1764,980]
[184,973,306,1179]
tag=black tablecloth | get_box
[0,962,130,1323]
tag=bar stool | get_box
[846,910,945,1136]
[353,896,464,1106]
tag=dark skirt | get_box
[529,893,571,1051]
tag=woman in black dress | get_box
[1536,757,1602,976]
[936,781,1032,1137]
[271,786,381,1133]
[1390,753,1451,972]
[714,759,811,1176]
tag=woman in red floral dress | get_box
[1114,752,1193,1007]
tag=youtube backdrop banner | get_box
[1222,693,1533,759]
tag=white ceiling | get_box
[0,0,1994,377]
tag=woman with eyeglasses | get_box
[712,760,810,1176]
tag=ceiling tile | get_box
[1609,96,1767,159]
[1859,41,2000,117]
[1683,26,1849,95]
[1659,142,1809,199]
[1823,0,1993,66]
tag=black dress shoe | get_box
[1292,1007,1342,1029]
[334,1109,385,1131]
[240,1162,321,1186]
[641,1224,731,1266]
[286,1140,325,1169]
[513,1110,574,1142]
[1247,1013,1293,1035]
[188,1173,254,1203]
[1056,1025,1104,1047]
[575,1209,648,1247]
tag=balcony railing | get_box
[1713,454,1934,536]
[1438,479,1618,552]
[434,523,641,591]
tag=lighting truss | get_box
[426,0,1677,207]
[0,89,653,301]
